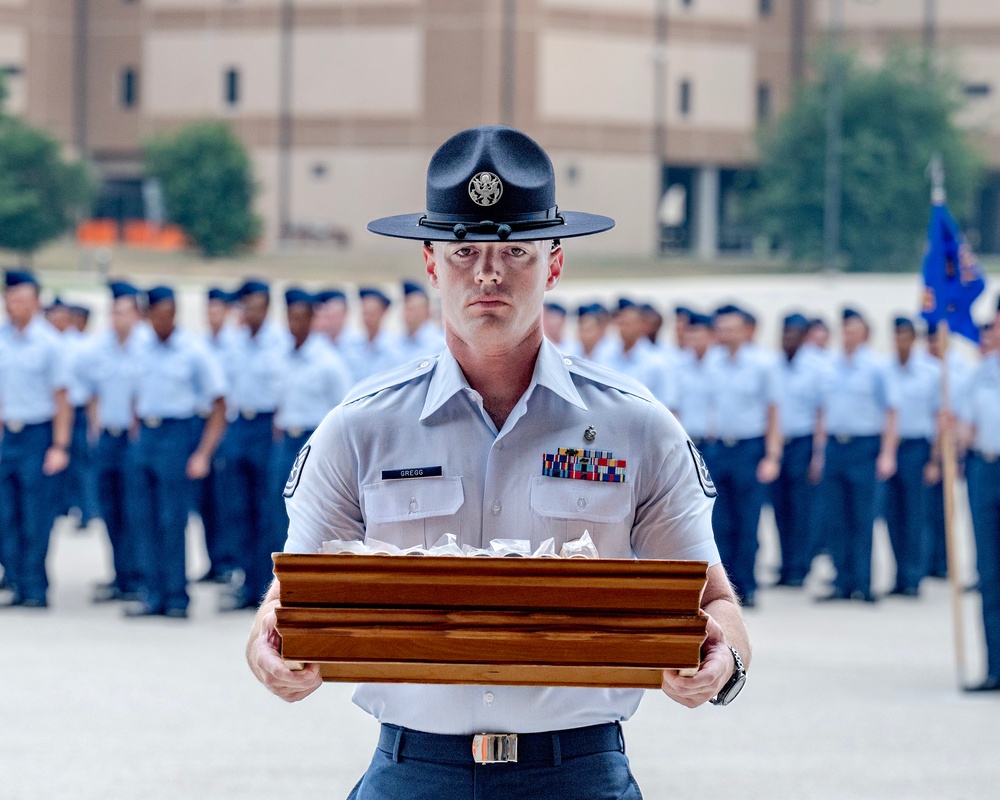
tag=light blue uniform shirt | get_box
[76,329,139,430]
[342,329,401,384]
[393,322,446,368]
[226,322,289,418]
[672,348,715,439]
[598,337,675,408]
[285,339,719,736]
[823,345,900,437]
[203,326,238,414]
[274,336,353,431]
[891,351,941,441]
[959,353,1000,454]
[133,328,226,420]
[777,347,828,439]
[0,316,70,424]
[62,329,94,408]
[709,345,779,441]
[561,336,616,365]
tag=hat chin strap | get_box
[418,208,564,240]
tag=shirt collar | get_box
[420,338,587,422]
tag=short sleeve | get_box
[194,341,227,403]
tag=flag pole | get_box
[936,320,966,687]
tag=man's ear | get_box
[546,244,564,291]
[424,244,439,288]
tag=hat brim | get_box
[367,211,615,242]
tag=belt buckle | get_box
[985,452,998,464]
[241,409,257,421]
[472,733,518,764]
[107,426,123,438]
[287,426,304,438]
[145,416,162,429]
[7,420,24,434]
[835,435,851,445]
[723,438,737,448]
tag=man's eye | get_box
[454,247,474,257]
[508,248,526,257]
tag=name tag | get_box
[381,466,443,480]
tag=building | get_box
[2,0,1000,256]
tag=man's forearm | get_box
[704,596,752,671]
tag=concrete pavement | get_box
[1,512,997,800]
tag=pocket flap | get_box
[529,476,631,523]
[363,477,465,524]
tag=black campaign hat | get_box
[367,126,615,242]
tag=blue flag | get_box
[920,203,985,343]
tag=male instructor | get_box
[247,126,751,799]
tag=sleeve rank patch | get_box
[687,440,718,498]
[283,444,311,498]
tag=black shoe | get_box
[92,583,123,604]
[163,607,189,619]
[963,677,1000,693]
[816,589,850,603]
[19,597,48,609]
[851,590,877,603]
[740,592,756,609]
[124,602,163,618]
[218,592,258,613]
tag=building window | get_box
[757,82,771,122]
[224,68,241,106]
[964,83,992,98]
[121,67,138,109]
[681,0,694,7]
[679,79,692,117]
[760,0,772,16]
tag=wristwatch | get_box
[709,645,746,706]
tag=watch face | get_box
[722,673,747,705]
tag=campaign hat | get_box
[367,126,615,242]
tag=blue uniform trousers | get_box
[884,438,932,593]
[822,436,880,596]
[269,429,312,534]
[197,417,234,579]
[129,418,200,613]
[0,422,56,603]
[58,406,100,523]
[96,429,141,594]
[772,435,816,584]
[967,454,1000,679]
[925,479,949,579]
[705,436,766,600]
[215,413,277,604]
[348,723,642,800]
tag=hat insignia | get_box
[469,172,503,207]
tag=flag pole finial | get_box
[928,153,945,203]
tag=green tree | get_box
[751,47,982,271]
[0,110,94,258]
[144,121,262,257]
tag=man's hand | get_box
[186,450,211,480]
[876,450,897,481]
[923,461,941,486]
[808,452,824,485]
[756,455,780,484]
[247,594,322,703]
[661,614,733,708]
[43,446,70,476]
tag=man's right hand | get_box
[246,591,322,702]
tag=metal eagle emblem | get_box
[469,172,503,207]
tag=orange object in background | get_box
[76,219,118,246]
[76,219,189,251]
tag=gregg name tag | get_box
[381,466,443,480]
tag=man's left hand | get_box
[43,446,70,476]
[186,450,211,480]
[660,613,732,708]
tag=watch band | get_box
[709,645,746,707]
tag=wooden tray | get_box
[273,554,708,689]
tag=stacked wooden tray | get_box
[273,553,709,689]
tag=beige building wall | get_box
[0,24,27,114]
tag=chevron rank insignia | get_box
[542,448,626,482]
[687,440,717,498]
[283,444,311,498]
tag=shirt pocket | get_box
[529,476,633,555]
[362,476,465,549]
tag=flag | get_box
[920,202,985,343]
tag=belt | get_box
[103,426,126,438]
[142,416,193,429]
[239,409,275,421]
[283,426,313,439]
[832,434,879,445]
[4,420,48,434]
[974,450,999,464]
[377,722,624,766]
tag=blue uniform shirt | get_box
[394,322,446,367]
[342,330,401,384]
[226,322,289,417]
[891,351,941,441]
[597,338,675,408]
[709,345,779,441]
[76,330,139,430]
[672,348,715,439]
[274,336,353,431]
[133,328,226,420]
[62,329,94,408]
[823,345,900,437]
[0,316,70,424]
[284,339,719,736]
[960,353,1000,454]
[777,348,828,439]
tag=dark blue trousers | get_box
[884,438,932,593]
[772,435,816,584]
[96,430,141,593]
[129,418,200,613]
[269,429,312,535]
[0,423,56,602]
[967,454,1000,679]
[705,436,766,600]
[926,479,949,579]
[197,417,234,578]
[822,436,881,596]
[348,723,642,800]
[59,406,100,523]
[215,413,277,604]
